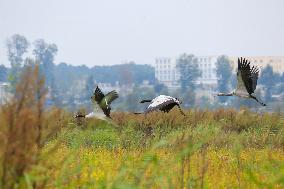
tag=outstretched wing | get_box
[250,65,259,93]
[145,97,177,113]
[91,86,105,104]
[104,90,119,105]
[236,57,259,95]
[100,90,119,118]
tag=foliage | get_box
[176,54,201,93]
[216,55,233,103]
[33,39,58,87]
[85,75,95,101]
[154,82,168,95]
[91,62,155,85]
[44,110,284,188]
[6,34,29,91]
[259,65,273,101]
[115,86,156,112]
[0,65,8,82]
[1,95,283,188]
[0,62,47,188]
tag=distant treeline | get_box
[1,34,284,112]
[1,62,155,85]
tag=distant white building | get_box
[196,56,218,85]
[154,57,180,89]
[0,82,10,105]
[96,81,137,96]
[155,56,218,89]
[229,56,284,74]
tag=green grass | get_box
[2,108,284,188]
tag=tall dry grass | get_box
[0,62,70,188]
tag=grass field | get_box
[2,108,283,189]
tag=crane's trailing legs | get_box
[250,95,266,106]
[177,104,186,116]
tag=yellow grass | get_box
[37,141,284,189]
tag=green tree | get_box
[259,65,274,102]
[117,86,155,112]
[281,73,284,83]
[6,34,29,90]
[154,82,168,95]
[216,55,233,103]
[33,39,58,106]
[33,39,58,87]
[0,65,8,82]
[277,73,284,95]
[85,75,95,101]
[176,54,200,92]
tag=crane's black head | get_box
[74,114,85,118]
[175,98,182,104]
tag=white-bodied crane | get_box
[217,57,266,106]
[135,95,186,116]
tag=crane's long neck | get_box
[140,99,152,103]
[76,114,85,118]
[217,92,233,96]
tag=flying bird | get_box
[75,86,119,119]
[217,57,266,106]
[135,95,186,116]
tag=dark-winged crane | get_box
[75,86,119,119]
[217,57,266,106]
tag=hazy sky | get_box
[0,0,283,67]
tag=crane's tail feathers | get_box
[140,100,152,103]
